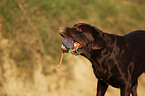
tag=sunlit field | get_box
[0,0,145,96]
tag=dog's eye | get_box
[76,28,83,32]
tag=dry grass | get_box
[0,0,145,96]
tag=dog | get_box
[59,23,145,96]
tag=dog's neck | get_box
[81,33,117,60]
[80,33,119,78]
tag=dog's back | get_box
[125,30,145,42]
[124,31,145,76]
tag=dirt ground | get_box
[0,33,145,96]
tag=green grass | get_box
[0,0,145,77]
[0,0,145,96]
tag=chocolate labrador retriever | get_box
[59,23,145,96]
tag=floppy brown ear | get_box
[92,36,106,50]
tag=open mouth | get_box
[59,27,83,54]
[60,37,83,53]
[59,34,83,54]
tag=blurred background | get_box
[0,0,145,96]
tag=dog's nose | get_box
[59,27,65,33]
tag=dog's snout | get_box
[59,27,66,33]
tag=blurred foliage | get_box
[0,0,145,77]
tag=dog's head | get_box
[59,23,106,54]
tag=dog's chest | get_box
[92,63,109,80]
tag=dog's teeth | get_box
[74,42,80,47]
[74,43,77,46]
[61,45,65,48]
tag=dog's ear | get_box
[92,33,106,50]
